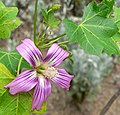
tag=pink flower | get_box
[5,38,73,110]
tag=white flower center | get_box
[43,66,58,79]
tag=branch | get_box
[100,88,120,115]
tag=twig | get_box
[100,88,120,115]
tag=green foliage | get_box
[0,63,46,115]
[0,0,119,114]
[83,0,114,18]
[41,4,60,28]
[112,32,120,42]
[63,2,119,55]
[0,1,22,39]
[64,47,113,102]
[112,8,120,47]
[51,4,61,11]
[114,8,120,30]
[98,0,114,16]
[0,50,31,76]
[0,63,14,97]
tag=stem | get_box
[39,33,66,48]
[41,26,48,39]
[38,20,44,39]
[34,0,38,44]
[58,40,70,45]
[37,26,48,45]
[17,57,23,75]
[38,45,50,49]
[100,89,120,115]
[50,33,66,41]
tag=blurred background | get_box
[1,0,120,115]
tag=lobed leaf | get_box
[63,2,119,55]
[0,1,22,39]
[41,4,60,28]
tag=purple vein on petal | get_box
[16,38,43,68]
[32,77,51,110]
[44,44,60,62]
[52,49,69,67]
[16,44,36,67]
[44,43,69,67]
[51,68,74,90]
[5,70,38,95]
[22,39,43,63]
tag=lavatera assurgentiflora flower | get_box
[5,38,74,110]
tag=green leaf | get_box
[114,8,120,31]
[47,10,60,28]
[0,1,22,39]
[41,4,60,28]
[0,63,14,96]
[4,18,22,30]
[41,9,48,22]
[99,0,114,16]
[63,2,119,55]
[83,1,114,19]
[112,32,120,42]
[0,1,5,9]
[52,4,61,11]
[0,63,46,115]
[0,49,30,76]
[112,7,120,45]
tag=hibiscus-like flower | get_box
[5,38,73,110]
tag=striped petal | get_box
[44,43,69,67]
[32,77,51,110]
[5,70,38,95]
[16,38,43,68]
[51,68,73,90]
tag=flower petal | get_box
[32,77,51,110]
[44,43,69,67]
[16,38,43,68]
[4,70,38,95]
[51,68,73,90]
